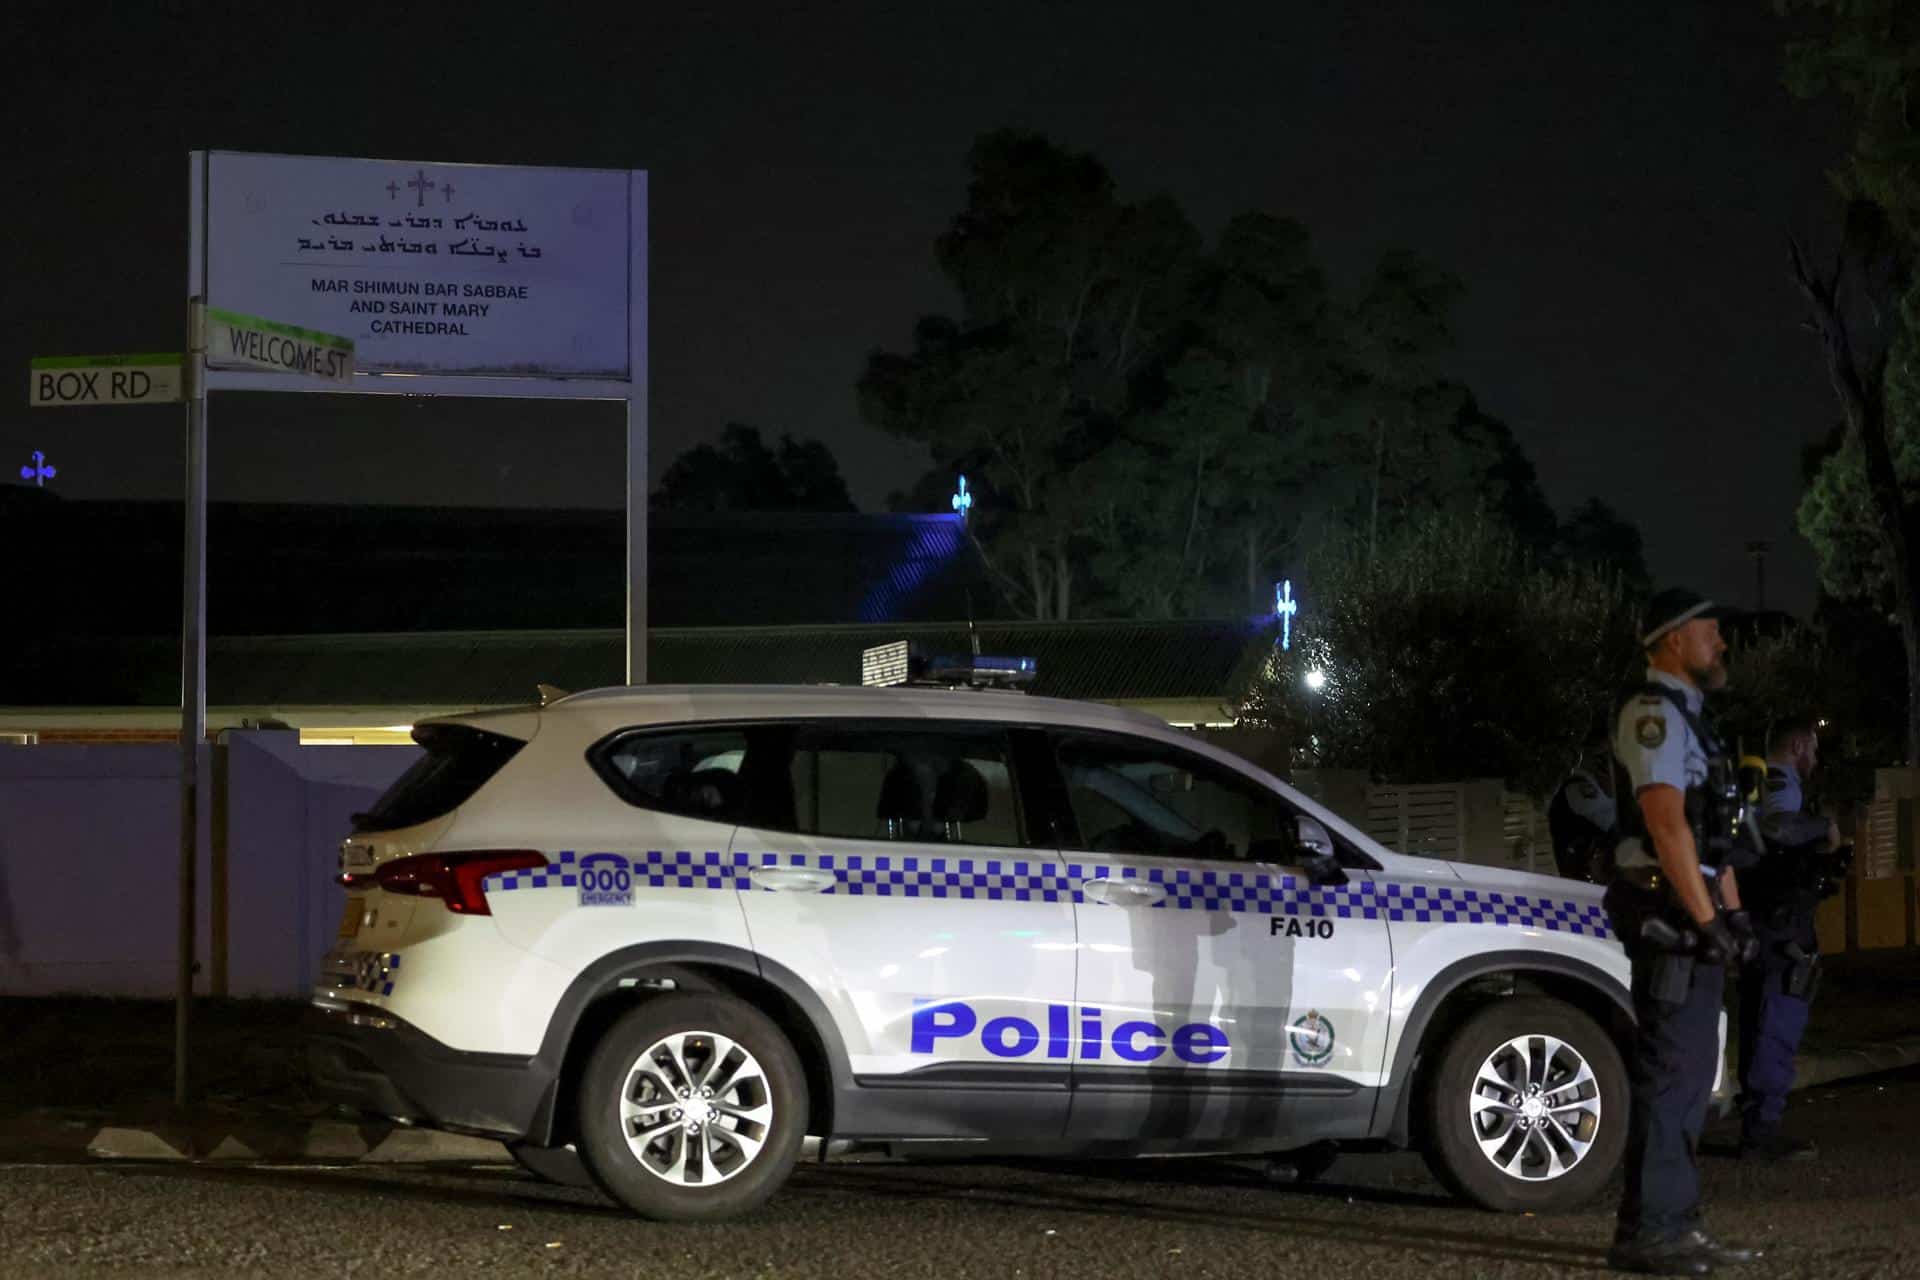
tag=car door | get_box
[728,718,1078,1141]
[1027,727,1393,1145]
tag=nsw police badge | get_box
[1288,1010,1335,1068]
[1634,715,1667,749]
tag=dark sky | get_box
[4,1,1847,613]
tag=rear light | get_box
[372,850,546,915]
[336,871,374,888]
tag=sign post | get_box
[176,301,208,1111]
[164,150,646,1109]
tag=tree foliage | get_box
[654,423,857,513]
[865,129,1602,622]
[1236,511,1640,796]
[1780,0,1920,758]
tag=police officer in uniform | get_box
[1604,590,1762,1276]
[1549,750,1618,882]
[1736,716,1846,1160]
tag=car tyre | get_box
[575,992,808,1222]
[1420,996,1627,1212]
[505,1140,597,1189]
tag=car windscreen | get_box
[351,723,526,833]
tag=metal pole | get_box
[176,299,208,1111]
[625,170,649,685]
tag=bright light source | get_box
[1305,669,1327,691]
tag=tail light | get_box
[372,850,546,915]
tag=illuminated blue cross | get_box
[1275,579,1298,650]
[951,475,973,521]
[19,450,56,488]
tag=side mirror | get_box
[1300,849,1349,887]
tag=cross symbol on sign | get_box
[386,181,399,200]
[1275,579,1298,651]
[951,475,973,520]
[442,181,456,203]
[20,450,56,487]
[406,169,435,207]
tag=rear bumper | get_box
[306,1003,557,1142]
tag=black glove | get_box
[1724,909,1761,964]
[1697,915,1741,966]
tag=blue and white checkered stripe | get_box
[480,850,1611,939]
[353,951,401,997]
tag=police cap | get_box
[1641,587,1734,648]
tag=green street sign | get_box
[204,307,354,381]
[30,353,184,407]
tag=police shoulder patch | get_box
[1634,715,1667,749]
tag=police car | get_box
[310,650,1635,1222]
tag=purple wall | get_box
[0,733,416,997]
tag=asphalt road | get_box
[6,1068,1917,1279]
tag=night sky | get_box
[4,1,1847,613]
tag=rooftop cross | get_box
[951,475,973,521]
[20,450,56,487]
[1275,579,1298,651]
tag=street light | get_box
[1305,669,1327,691]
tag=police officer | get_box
[1736,715,1843,1160]
[1549,749,1618,881]
[1604,589,1762,1276]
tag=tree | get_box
[654,423,856,512]
[1780,0,1920,758]
[1555,497,1652,591]
[861,130,1201,619]
[865,129,1567,623]
[1237,510,1640,796]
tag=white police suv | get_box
[310,652,1634,1222]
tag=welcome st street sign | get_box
[203,306,354,381]
[29,353,184,407]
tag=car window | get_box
[592,728,752,823]
[782,723,1026,848]
[1051,732,1301,863]
[353,723,522,833]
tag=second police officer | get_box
[1604,589,1763,1276]
[1735,715,1849,1160]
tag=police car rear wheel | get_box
[1420,997,1626,1213]
[576,993,808,1222]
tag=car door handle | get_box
[1079,878,1167,907]
[747,866,839,893]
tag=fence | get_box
[0,731,415,997]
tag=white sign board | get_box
[203,151,632,377]
[204,307,353,381]
[30,354,184,407]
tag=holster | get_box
[1782,942,1821,1002]
[1651,950,1696,1005]
[1604,878,1697,1004]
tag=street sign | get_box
[29,354,183,407]
[203,306,354,381]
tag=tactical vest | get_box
[1611,682,1725,868]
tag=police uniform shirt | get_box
[1761,762,1829,848]
[1612,668,1711,874]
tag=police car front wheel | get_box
[1420,997,1628,1213]
[575,992,809,1222]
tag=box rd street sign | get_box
[30,354,184,407]
[203,306,354,381]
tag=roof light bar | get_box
[860,642,1037,691]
